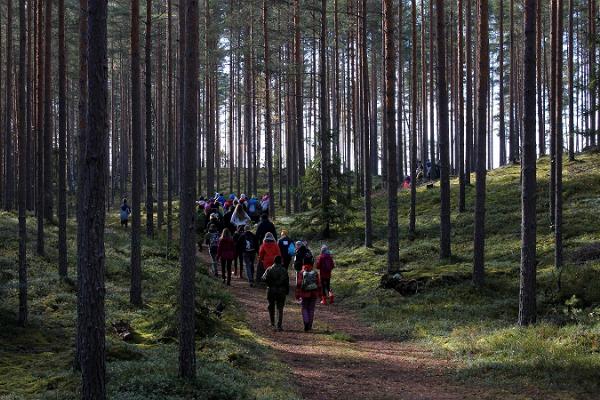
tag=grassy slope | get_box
[0,212,299,399]
[299,151,600,397]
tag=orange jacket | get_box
[258,241,281,268]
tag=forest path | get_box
[200,255,499,400]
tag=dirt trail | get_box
[204,257,494,400]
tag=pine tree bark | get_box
[465,0,473,182]
[409,0,418,237]
[58,0,68,278]
[554,0,564,275]
[78,0,108,396]
[361,0,373,247]
[319,0,330,235]
[536,0,545,156]
[179,0,199,380]
[437,0,452,259]
[145,0,155,237]
[294,0,304,211]
[499,0,507,166]
[17,0,28,327]
[384,0,399,272]
[457,0,466,213]
[519,0,538,326]
[473,0,489,285]
[4,0,15,211]
[36,0,45,256]
[167,0,174,242]
[263,0,276,218]
[43,0,53,220]
[568,0,575,161]
[130,0,143,307]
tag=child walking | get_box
[295,262,321,332]
[316,245,335,305]
[204,224,220,277]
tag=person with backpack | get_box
[295,262,321,332]
[240,225,258,286]
[293,241,314,274]
[316,245,335,305]
[258,232,281,284]
[261,194,270,213]
[204,224,221,277]
[196,203,207,251]
[278,230,295,269]
[207,212,223,233]
[262,255,289,332]
[119,198,132,228]
[256,213,277,244]
[217,228,236,286]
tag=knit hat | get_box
[321,245,330,255]
[264,232,275,242]
[295,241,304,248]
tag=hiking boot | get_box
[277,326,284,332]
[329,292,335,304]
[320,296,327,305]
[304,322,309,332]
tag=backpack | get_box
[301,270,318,291]
[249,202,256,214]
[209,232,220,249]
[287,241,296,257]
[244,236,256,253]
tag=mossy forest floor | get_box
[1,151,600,399]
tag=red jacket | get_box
[316,254,335,279]
[258,241,281,268]
[295,264,321,299]
[217,237,236,260]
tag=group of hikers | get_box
[197,192,335,332]
[401,159,439,189]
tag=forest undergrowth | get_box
[0,212,299,400]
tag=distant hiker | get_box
[262,255,289,331]
[231,204,251,229]
[416,162,424,183]
[204,224,221,277]
[258,232,281,284]
[240,224,258,286]
[402,176,411,190]
[239,193,248,207]
[224,194,236,210]
[278,230,295,269]
[232,225,245,279]
[293,241,314,273]
[217,228,236,286]
[296,262,321,332]
[425,159,432,180]
[256,213,277,244]
[316,245,335,305]
[119,198,132,228]
[223,205,235,234]
[247,196,260,222]
[261,194,270,213]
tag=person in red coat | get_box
[217,228,236,286]
[296,263,321,331]
[258,232,281,281]
[316,245,335,305]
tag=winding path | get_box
[203,256,502,400]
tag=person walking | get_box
[119,198,132,228]
[231,204,251,230]
[232,225,245,278]
[217,228,236,286]
[316,245,335,305]
[278,230,295,269]
[295,262,321,332]
[204,224,221,277]
[256,213,277,244]
[240,225,258,287]
[262,255,289,331]
[258,232,281,284]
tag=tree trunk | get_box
[263,0,275,219]
[17,0,28,327]
[167,0,173,242]
[499,0,507,165]
[384,0,399,272]
[361,0,373,247]
[536,0,545,156]
[473,0,489,285]
[319,0,329,235]
[43,0,53,220]
[4,0,14,210]
[179,0,199,380]
[568,0,574,161]
[465,0,473,182]
[294,0,304,211]
[457,0,466,213]
[519,0,538,326]
[145,0,154,237]
[77,0,108,396]
[58,0,68,278]
[554,0,564,275]
[409,0,417,237]
[437,0,452,259]
[130,0,143,307]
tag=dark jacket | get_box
[293,246,314,272]
[278,237,294,261]
[239,231,258,254]
[262,263,290,296]
[316,253,335,279]
[256,219,277,244]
